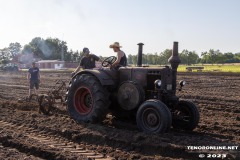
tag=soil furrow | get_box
[0,71,239,159]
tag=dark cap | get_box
[83,47,89,53]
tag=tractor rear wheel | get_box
[136,100,172,133]
[66,74,110,123]
[172,100,199,131]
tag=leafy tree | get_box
[153,53,160,65]
[199,49,240,64]
[128,54,133,64]
[200,50,218,64]
[8,42,22,58]
[159,49,172,65]
[223,52,234,63]
[28,37,45,59]
[0,42,22,64]
[22,37,70,61]
[0,48,11,64]
[142,54,147,65]
[71,50,81,62]
[180,50,199,65]
[200,51,208,64]
[1,37,240,65]
[44,38,68,60]
[209,49,218,64]
[22,44,34,54]
[132,55,137,65]
[234,53,240,62]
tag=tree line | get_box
[128,49,240,65]
[0,37,83,65]
[1,37,240,65]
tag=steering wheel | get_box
[102,56,117,67]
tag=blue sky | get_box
[0,0,239,57]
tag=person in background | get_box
[27,62,40,97]
[109,42,127,68]
[72,47,102,76]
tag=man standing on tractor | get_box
[27,62,41,98]
[72,47,102,76]
[109,42,127,68]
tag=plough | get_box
[18,80,67,114]
[38,80,66,114]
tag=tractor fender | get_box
[73,69,115,86]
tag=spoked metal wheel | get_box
[38,95,53,115]
[172,100,199,131]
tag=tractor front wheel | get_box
[136,100,172,133]
[66,74,110,123]
[172,100,200,131]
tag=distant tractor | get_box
[0,63,19,72]
[66,42,200,133]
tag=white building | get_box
[36,60,65,69]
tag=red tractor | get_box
[66,42,199,133]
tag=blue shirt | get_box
[28,67,39,81]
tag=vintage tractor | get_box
[66,42,200,133]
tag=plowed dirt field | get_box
[0,71,239,160]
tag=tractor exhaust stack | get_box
[168,42,181,93]
[137,43,144,67]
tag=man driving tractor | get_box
[73,43,127,76]
[109,42,127,68]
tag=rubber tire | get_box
[66,74,110,123]
[172,100,200,131]
[136,100,172,134]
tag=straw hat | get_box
[109,42,122,48]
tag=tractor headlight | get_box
[179,80,186,87]
[154,79,161,89]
